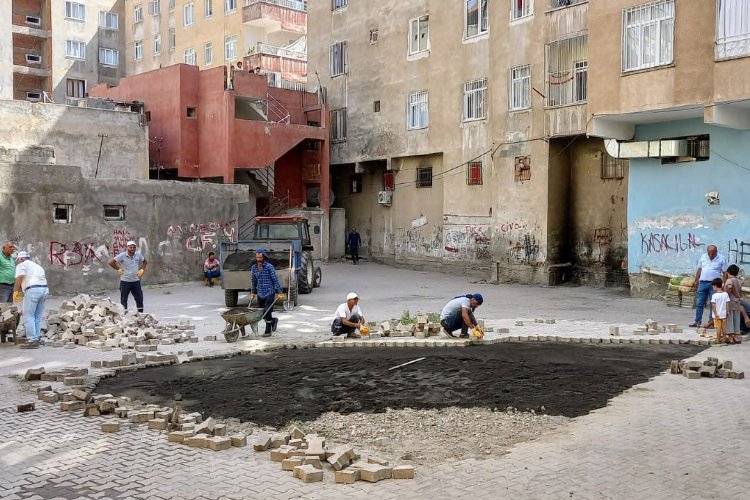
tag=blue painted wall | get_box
[628,118,750,276]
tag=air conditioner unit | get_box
[377,190,392,206]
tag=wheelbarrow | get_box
[220,307,265,343]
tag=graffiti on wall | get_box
[164,219,237,253]
[505,234,541,264]
[727,239,750,265]
[640,232,704,255]
[395,225,443,258]
[443,225,492,262]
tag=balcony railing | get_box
[549,0,586,8]
[244,0,307,12]
[266,73,308,92]
[250,42,306,60]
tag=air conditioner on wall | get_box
[377,190,392,206]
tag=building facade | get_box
[308,0,628,285]
[124,0,308,91]
[0,0,125,103]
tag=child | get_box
[723,264,748,344]
[710,278,730,344]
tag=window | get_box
[509,65,531,110]
[150,0,161,15]
[514,156,531,181]
[169,0,175,10]
[154,35,161,54]
[53,204,73,224]
[350,174,363,193]
[184,2,194,26]
[66,79,86,98]
[205,0,214,17]
[467,160,483,185]
[65,1,85,21]
[601,153,626,180]
[205,42,213,65]
[384,172,395,190]
[407,91,429,130]
[25,53,41,64]
[225,0,237,12]
[409,16,429,55]
[99,48,119,66]
[135,40,144,60]
[65,40,86,59]
[25,16,41,26]
[512,0,532,20]
[224,35,237,60]
[716,0,750,59]
[463,78,487,121]
[622,1,674,72]
[134,4,143,23]
[169,29,176,50]
[26,92,42,102]
[187,107,197,118]
[465,0,489,38]
[330,108,347,142]
[99,11,119,29]
[330,41,346,76]
[103,205,126,221]
[546,35,587,106]
[373,100,380,112]
[184,48,197,65]
[416,167,433,188]
[370,29,379,44]
[332,0,348,10]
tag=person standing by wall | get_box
[108,241,147,313]
[347,227,362,265]
[13,251,48,349]
[251,248,282,337]
[690,244,728,328]
[0,241,16,303]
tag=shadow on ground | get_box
[96,343,703,427]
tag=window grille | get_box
[622,1,674,72]
[546,35,588,106]
[467,161,483,185]
[416,167,432,188]
[463,78,487,121]
[510,65,531,110]
[407,91,429,129]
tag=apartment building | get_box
[309,0,626,286]
[124,0,307,90]
[588,0,750,297]
[0,1,125,103]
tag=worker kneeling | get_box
[331,292,366,339]
[440,293,483,338]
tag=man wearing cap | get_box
[331,292,366,338]
[251,248,283,337]
[439,293,483,338]
[13,251,48,349]
[0,241,17,303]
[108,241,147,313]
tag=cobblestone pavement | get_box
[1,263,748,499]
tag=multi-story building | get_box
[0,0,125,103]
[124,0,308,90]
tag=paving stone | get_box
[167,431,194,443]
[392,465,415,479]
[253,434,272,452]
[335,469,360,484]
[16,403,35,412]
[60,401,85,411]
[293,464,323,483]
[148,419,167,430]
[270,445,296,462]
[208,436,232,451]
[282,458,304,471]
[23,368,45,381]
[83,404,101,417]
[359,464,393,483]
[230,434,247,447]
[101,422,121,433]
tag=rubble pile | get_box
[671,356,745,379]
[253,426,415,484]
[44,294,197,349]
[344,310,491,342]
[0,303,21,342]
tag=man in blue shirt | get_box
[251,248,282,337]
[690,244,728,328]
[108,241,147,313]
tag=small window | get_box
[99,48,119,66]
[205,0,214,17]
[134,4,143,23]
[204,42,213,65]
[184,2,194,26]
[184,48,196,65]
[103,205,126,221]
[187,107,197,118]
[144,111,152,122]
[25,54,41,64]
[370,29,379,44]
[350,174,363,193]
[134,40,144,60]
[224,35,237,60]
[331,108,347,142]
[514,156,531,182]
[169,29,176,50]
[409,16,429,55]
[26,92,42,102]
[622,1,674,72]
[511,0,533,20]
[66,40,85,59]
[65,1,85,21]
[225,0,237,12]
[330,41,346,76]
[99,12,119,29]
[332,0,348,10]
[154,35,161,54]
[53,204,73,224]
[407,90,428,130]
[66,79,86,98]
[467,160,483,185]
[463,77,487,121]
[416,167,432,188]
[150,0,161,16]
[465,0,489,38]
[384,172,395,190]
[601,153,626,179]
[509,65,531,111]
[169,0,175,10]
[373,100,380,112]
[25,16,41,26]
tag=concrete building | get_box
[587,0,750,297]
[124,0,308,91]
[308,0,627,285]
[90,63,329,246]
[0,0,125,103]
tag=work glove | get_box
[277,292,286,301]
[117,268,125,276]
[137,269,144,279]
[12,291,22,303]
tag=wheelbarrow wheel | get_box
[223,324,241,343]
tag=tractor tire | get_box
[313,267,322,288]
[298,252,314,294]
[224,289,239,308]
[290,283,299,306]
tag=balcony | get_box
[245,42,307,86]
[548,0,586,9]
[243,0,307,35]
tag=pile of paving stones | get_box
[609,319,684,336]
[43,294,197,349]
[671,356,745,379]
[253,426,414,484]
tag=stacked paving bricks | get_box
[671,357,745,379]
[628,319,683,336]
[44,294,197,349]
[254,426,414,484]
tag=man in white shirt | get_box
[690,245,728,328]
[331,292,366,338]
[108,241,147,312]
[440,293,483,338]
[13,251,49,349]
